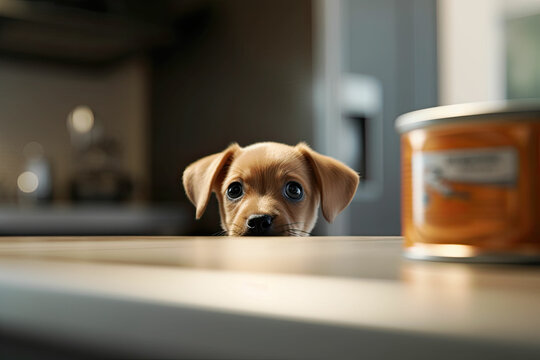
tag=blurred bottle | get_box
[18,142,53,204]
[67,105,132,203]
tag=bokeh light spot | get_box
[17,171,39,193]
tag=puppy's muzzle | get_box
[246,214,274,236]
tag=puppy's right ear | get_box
[296,143,359,223]
[183,143,240,219]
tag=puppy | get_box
[183,142,359,236]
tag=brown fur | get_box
[183,142,359,236]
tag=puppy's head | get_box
[183,142,359,236]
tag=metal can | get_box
[396,100,540,262]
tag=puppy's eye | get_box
[227,182,243,200]
[283,181,303,201]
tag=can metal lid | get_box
[395,99,540,133]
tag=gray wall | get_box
[344,0,438,235]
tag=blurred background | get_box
[0,0,538,236]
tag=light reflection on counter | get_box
[401,261,474,315]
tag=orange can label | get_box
[412,147,520,242]
[401,121,539,259]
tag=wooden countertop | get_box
[0,236,539,359]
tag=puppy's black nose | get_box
[246,214,274,235]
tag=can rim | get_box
[395,99,540,133]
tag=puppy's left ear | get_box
[183,143,240,219]
[296,143,359,223]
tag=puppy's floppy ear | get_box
[296,143,359,223]
[183,143,240,219]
